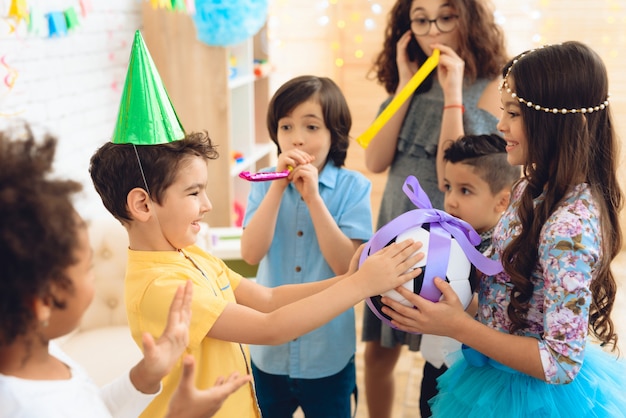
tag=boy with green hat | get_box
[90,30,423,418]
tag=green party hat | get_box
[111,30,185,145]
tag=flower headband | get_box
[499,46,610,115]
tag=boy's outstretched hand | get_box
[129,280,193,394]
[355,239,424,298]
[167,355,252,418]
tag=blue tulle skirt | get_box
[430,343,626,417]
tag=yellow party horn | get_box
[356,49,440,148]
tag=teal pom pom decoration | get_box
[193,0,268,46]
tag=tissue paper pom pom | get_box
[193,0,268,46]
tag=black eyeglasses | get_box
[410,15,459,36]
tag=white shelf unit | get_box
[228,33,276,226]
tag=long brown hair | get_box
[370,0,508,94]
[501,42,622,349]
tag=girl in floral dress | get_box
[381,41,626,417]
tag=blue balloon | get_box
[193,0,269,46]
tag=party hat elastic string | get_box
[132,144,151,197]
[132,141,183,251]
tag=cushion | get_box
[57,325,142,387]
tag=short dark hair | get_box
[89,131,218,223]
[0,124,82,345]
[443,133,520,194]
[266,75,351,167]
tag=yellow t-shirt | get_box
[125,245,260,418]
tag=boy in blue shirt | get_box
[241,75,372,418]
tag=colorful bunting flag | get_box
[149,0,172,9]
[171,0,186,12]
[78,0,93,17]
[5,1,91,38]
[64,7,80,31]
[146,0,194,14]
[185,0,196,14]
[28,6,47,36]
[47,12,68,37]
[8,0,29,26]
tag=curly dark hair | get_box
[370,0,508,94]
[500,42,622,349]
[266,75,351,167]
[0,124,82,346]
[89,131,219,223]
[443,133,520,195]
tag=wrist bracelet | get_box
[443,104,465,113]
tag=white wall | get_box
[0,0,142,220]
[3,0,626,222]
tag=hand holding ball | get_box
[383,226,473,309]
[359,176,503,333]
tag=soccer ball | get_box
[383,226,473,308]
[361,224,475,332]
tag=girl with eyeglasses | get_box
[361,1,508,417]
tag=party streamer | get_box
[1,56,18,89]
[0,55,23,118]
[356,49,440,148]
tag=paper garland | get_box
[145,0,270,47]
[147,0,196,14]
[7,0,28,28]
[6,0,88,38]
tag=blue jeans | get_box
[251,356,357,418]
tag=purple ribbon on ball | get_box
[360,176,503,327]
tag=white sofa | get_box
[55,216,142,387]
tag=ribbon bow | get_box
[360,175,503,303]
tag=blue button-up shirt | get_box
[243,162,373,378]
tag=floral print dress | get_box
[430,180,626,418]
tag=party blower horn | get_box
[356,49,440,148]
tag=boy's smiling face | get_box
[151,155,212,250]
[443,161,509,234]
